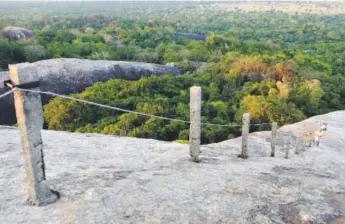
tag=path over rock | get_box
[0,58,182,124]
[0,111,344,223]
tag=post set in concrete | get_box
[307,130,313,147]
[189,86,201,162]
[284,131,292,159]
[239,113,250,159]
[9,63,58,206]
[295,132,301,154]
[270,122,278,157]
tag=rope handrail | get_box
[0,88,16,99]
[3,87,272,128]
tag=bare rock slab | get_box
[0,111,344,223]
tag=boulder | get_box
[0,58,182,124]
[2,26,33,41]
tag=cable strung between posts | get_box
[16,88,270,128]
[17,88,192,124]
[0,88,16,99]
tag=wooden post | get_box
[239,113,250,159]
[189,86,201,162]
[9,63,59,206]
[270,122,278,157]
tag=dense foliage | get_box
[1,2,345,143]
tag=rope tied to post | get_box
[2,79,273,128]
[11,87,272,128]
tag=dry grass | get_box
[215,1,345,15]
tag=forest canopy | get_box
[1,1,345,143]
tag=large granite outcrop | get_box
[0,111,344,223]
[2,26,33,41]
[0,58,181,124]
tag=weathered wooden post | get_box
[9,63,59,205]
[270,122,278,157]
[189,86,201,162]
[239,113,250,159]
